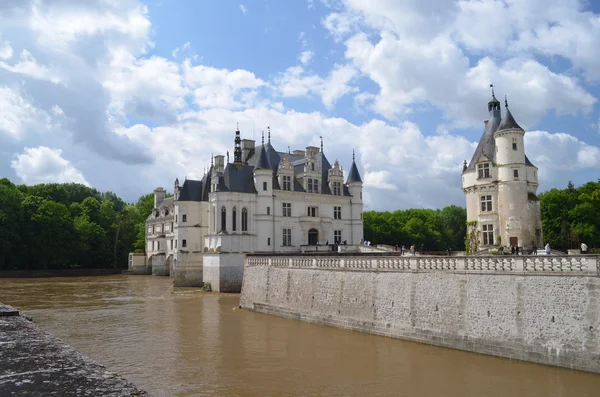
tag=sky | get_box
[1,0,600,211]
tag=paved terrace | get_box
[0,304,150,397]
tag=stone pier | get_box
[0,304,150,396]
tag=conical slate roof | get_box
[497,106,523,131]
[254,145,271,171]
[346,160,362,183]
[465,112,501,172]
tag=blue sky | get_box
[1,0,599,210]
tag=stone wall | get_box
[240,254,600,373]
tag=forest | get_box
[0,178,153,271]
[1,178,598,270]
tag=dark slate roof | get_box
[525,155,535,167]
[254,145,271,170]
[346,160,362,183]
[497,106,523,131]
[221,164,258,193]
[465,112,502,173]
[157,197,173,208]
[178,180,204,201]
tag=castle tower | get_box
[462,88,542,251]
[494,97,542,249]
[346,150,363,244]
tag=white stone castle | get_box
[143,127,364,290]
[462,88,543,251]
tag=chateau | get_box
[144,127,364,290]
[462,89,543,251]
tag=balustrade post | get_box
[409,257,418,271]
[586,256,598,274]
[456,257,465,271]
[372,259,378,269]
[312,258,317,268]
[289,257,293,267]
[514,256,524,272]
[340,259,345,268]
[268,257,272,267]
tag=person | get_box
[447,247,451,257]
[511,245,515,255]
[532,243,537,255]
[395,245,398,252]
[410,244,415,256]
[581,242,588,254]
[401,245,405,255]
[515,246,520,256]
[545,243,551,255]
[343,240,347,245]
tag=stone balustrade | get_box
[245,254,599,275]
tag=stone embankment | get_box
[0,304,150,396]
[241,253,600,373]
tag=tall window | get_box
[333,181,341,196]
[182,214,187,222]
[334,206,341,219]
[312,179,319,193]
[282,203,291,217]
[512,138,517,151]
[267,206,271,215]
[161,223,165,232]
[334,230,342,244]
[477,163,490,179]
[152,241,155,250]
[182,239,187,248]
[480,195,492,212]
[307,178,313,193]
[482,225,494,246]
[221,206,227,231]
[263,181,268,191]
[242,208,248,232]
[232,207,237,231]
[157,241,160,250]
[283,228,292,246]
[283,175,291,191]
[170,240,173,250]
[513,169,519,178]
[307,206,318,217]
[171,222,173,231]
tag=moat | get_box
[1,275,599,397]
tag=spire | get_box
[346,149,362,184]
[211,153,213,166]
[320,135,323,152]
[227,151,230,164]
[490,83,496,99]
[497,95,523,131]
[267,126,271,144]
[254,145,271,171]
[234,124,242,164]
[462,160,467,172]
[261,130,264,145]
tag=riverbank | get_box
[0,303,150,396]
[0,268,124,278]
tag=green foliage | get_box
[364,206,467,251]
[539,180,600,249]
[0,179,147,271]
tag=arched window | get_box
[242,207,248,232]
[221,206,227,232]
[232,207,237,232]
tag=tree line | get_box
[539,181,600,250]
[0,178,154,271]
[2,178,598,270]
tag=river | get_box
[1,275,599,396]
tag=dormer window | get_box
[477,163,490,179]
[311,163,315,171]
[332,181,341,195]
[307,178,319,193]
[282,175,291,191]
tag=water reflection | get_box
[1,275,599,397]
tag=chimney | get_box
[154,187,166,208]
[214,155,225,173]
[242,139,255,163]
[174,178,180,200]
[293,149,305,157]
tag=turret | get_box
[174,178,180,201]
[253,134,273,197]
[346,150,363,203]
[234,125,242,165]
[494,96,525,168]
[154,187,166,208]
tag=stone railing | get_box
[245,254,599,276]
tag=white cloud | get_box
[239,4,248,15]
[0,86,51,139]
[299,50,314,65]
[0,49,62,84]
[525,131,600,171]
[275,64,357,109]
[0,35,13,60]
[11,146,89,186]
[183,60,265,109]
[172,41,191,58]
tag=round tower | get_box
[494,97,540,249]
[346,150,363,244]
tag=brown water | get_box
[1,275,599,397]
